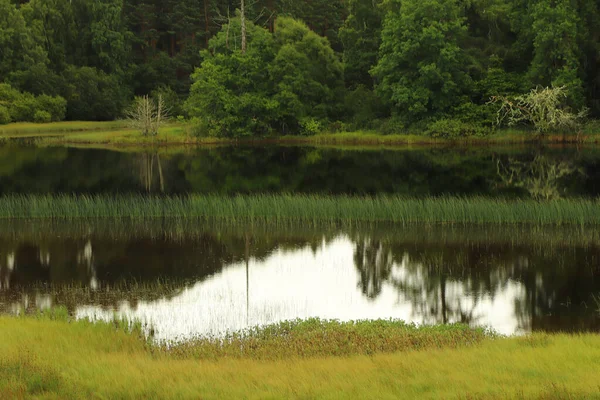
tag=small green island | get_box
[2,0,600,399]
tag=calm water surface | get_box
[2,144,600,197]
[1,221,599,342]
[1,144,599,341]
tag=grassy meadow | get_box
[0,121,130,136]
[0,194,598,225]
[2,120,600,147]
[1,315,600,399]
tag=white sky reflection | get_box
[76,235,526,342]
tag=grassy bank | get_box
[0,194,598,225]
[2,121,600,147]
[2,316,600,398]
[0,121,129,136]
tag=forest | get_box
[1,0,600,137]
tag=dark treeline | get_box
[1,0,600,137]
[0,0,345,124]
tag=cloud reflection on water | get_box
[76,236,525,342]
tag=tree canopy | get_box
[0,0,598,135]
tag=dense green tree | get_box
[62,66,129,121]
[185,18,277,137]
[527,0,584,108]
[270,17,344,132]
[2,0,600,127]
[339,0,382,89]
[186,16,342,137]
[0,0,47,81]
[371,0,472,124]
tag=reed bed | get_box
[1,218,599,249]
[0,194,599,225]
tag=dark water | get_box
[1,220,599,341]
[2,145,600,198]
[1,144,600,341]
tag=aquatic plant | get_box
[0,194,598,225]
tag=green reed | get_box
[0,194,598,225]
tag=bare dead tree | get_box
[126,95,169,136]
[489,86,587,133]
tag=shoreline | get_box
[1,121,599,148]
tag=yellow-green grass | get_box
[310,128,600,145]
[0,120,129,136]
[0,194,599,225]
[1,316,600,399]
[35,128,600,147]
[35,125,188,143]
[2,120,600,148]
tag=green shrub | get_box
[344,85,387,129]
[63,66,130,121]
[35,95,67,122]
[0,106,10,124]
[186,118,209,138]
[3,89,37,122]
[378,117,406,135]
[299,117,322,136]
[0,83,67,122]
[426,118,491,139]
[451,102,496,126]
[33,110,52,123]
[326,120,347,133]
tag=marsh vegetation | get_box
[2,314,600,399]
[2,0,600,396]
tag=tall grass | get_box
[1,217,598,242]
[2,315,600,398]
[0,194,599,225]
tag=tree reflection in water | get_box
[353,237,393,300]
[496,154,583,199]
[1,145,600,197]
[352,236,600,333]
[138,152,166,193]
[1,224,600,337]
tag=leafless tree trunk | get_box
[126,95,169,136]
[240,0,247,54]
